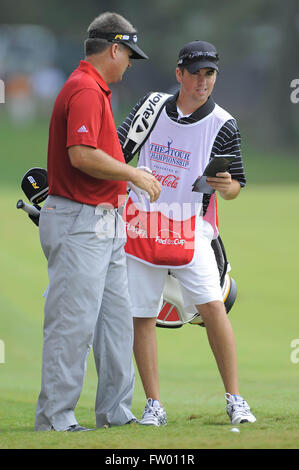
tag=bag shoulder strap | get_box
[122,91,172,156]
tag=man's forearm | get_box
[68,145,136,181]
[68,144,161,203]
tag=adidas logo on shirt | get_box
[77,125,88,133]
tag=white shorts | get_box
[127,228,223,318]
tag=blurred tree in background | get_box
[0,0,298,154]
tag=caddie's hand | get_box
[206,171,232,192]
[130,167,161,203]
[206,172,240,200]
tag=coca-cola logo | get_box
[152,171,179,189]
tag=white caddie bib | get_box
[123,104,233,268]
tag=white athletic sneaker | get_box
[139,398,167,426]
[225,393,256,424]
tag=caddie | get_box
[118,40,257,426]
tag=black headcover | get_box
[21,168,48,204]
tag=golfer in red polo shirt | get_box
[35,12,161,432]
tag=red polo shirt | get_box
[47,60,127,207]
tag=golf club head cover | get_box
[21,167,48,204]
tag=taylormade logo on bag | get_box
[132,92,165,132]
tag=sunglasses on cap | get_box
[87,30,148,59]
[88,31,138,43]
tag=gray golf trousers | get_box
[35,195,135,430]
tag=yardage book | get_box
[192,154,236,194]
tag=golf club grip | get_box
[16,200,40,218]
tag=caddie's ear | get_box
[176,67,183,84]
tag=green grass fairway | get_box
[1,182,298,449]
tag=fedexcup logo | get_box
[155,229,186,246]
[0,79,5,104]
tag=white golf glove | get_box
[127,166,152,209]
